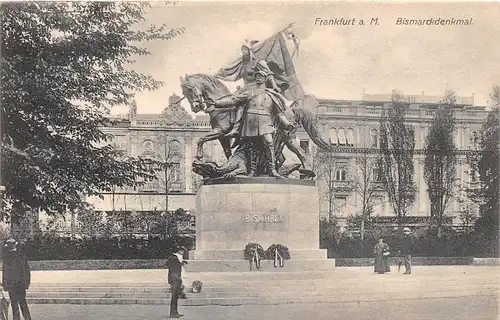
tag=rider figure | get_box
[215,41,282,138]
[208,70,293,178]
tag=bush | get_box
[333,226,489,258]
[22,234,194,260]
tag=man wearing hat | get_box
[401,227,414,275]
[166,245,188,318]
[208,70,294,178]
[2,238,31,320]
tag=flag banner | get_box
[274,247,284,268]
[216,25,305,101]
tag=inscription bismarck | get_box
[245,214,285,223]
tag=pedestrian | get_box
[401,227,414,275]
[373,237,391,274]
[166,245,188,318]
[1,238,32,320]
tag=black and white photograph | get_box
[0,1,499,319]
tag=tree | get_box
[423,90,458,237]
[0,3,184,219]
[456,184,478,233]
[350,148,382,241]
[468,85,499,256]
[319,215,341,257]
[313,149,339,220]
[379,91,417,228]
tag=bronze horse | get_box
[180,73,331,175]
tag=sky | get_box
[114,1,500,115]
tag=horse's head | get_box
[180,75,204,113]
[180,74,230,113]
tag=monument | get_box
[180,25,336,271]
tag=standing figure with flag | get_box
[215,40,283,139]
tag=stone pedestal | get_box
[186,177,334,272]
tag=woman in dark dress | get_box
[374,237,391,274]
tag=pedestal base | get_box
[190,177,332,272]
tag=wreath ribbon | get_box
[251,247,261,270]
[274,247,284,268]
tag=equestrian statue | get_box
[180,34,332,180]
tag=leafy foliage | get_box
[76,203,112,238]
[423,90,458,237]
[21,234,193,260]
[379,91,416,226]
[313,150,340,218]
[350,149,382,240]
[467,85,499,256]
[0,3,184,218]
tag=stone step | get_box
[29,275,496,289]
[25,289,496,306]
[29,279,495,296]
[29,271,497,290]
[31,266,500,284]
[184,259,337,272]
[25,282,499,299]
[190,249,327,260]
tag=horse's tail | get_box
[291,106,332,151]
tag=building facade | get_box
[86,93,488,229]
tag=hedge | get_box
[11,235,194,261]
[321,227,498,258]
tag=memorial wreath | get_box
[244,243,265,270]
[266,244,290,267]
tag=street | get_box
[29,295,498,320]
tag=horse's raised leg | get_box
[219,137,232,160]
[196,128,223,159]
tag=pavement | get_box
[30,265,500,284]
[28,295,499,320]
[13,265,500,319]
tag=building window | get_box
[140,157,159,193]
[346,128,355,147]
[470,131,479,149]
[300,140,310,154]
[370,129,378,148]
[338,128,347,146]
[168,163,181,183]
[169,139,181,151]
[372,166,382,182]
[470,168,479,183]
[330,127,355,146]
[329,128,338,145]
[335,169,347,181]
